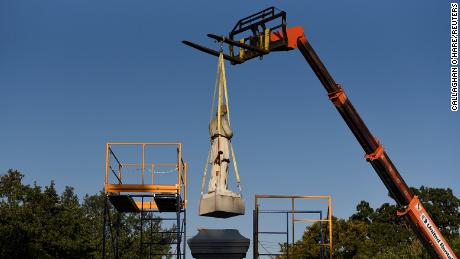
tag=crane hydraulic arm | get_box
[295,28,456,259]
[183,7,457,258]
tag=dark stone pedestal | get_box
[187,229,250,259]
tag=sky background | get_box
[1,0,458,257]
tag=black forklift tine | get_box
[206,34,269,54]
[182,41,242,64]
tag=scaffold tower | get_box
[102,142,187,258]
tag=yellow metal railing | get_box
[104,142,187,209]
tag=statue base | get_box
[187,229,250,259]
[199,191,245,218]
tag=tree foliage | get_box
[281,187,460,258]
[0,169,173,258]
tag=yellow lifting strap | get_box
[201,52,242,194]
[264,28,270,51]
[219,52,241,189]
[200,148,211,194]
[259,28,270,51]
[239,38,245,60]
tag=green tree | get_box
[0,169,174,258]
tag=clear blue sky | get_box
[1,0,458,256]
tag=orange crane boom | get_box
[183,7,457,258]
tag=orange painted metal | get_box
[269,26,305,50]
[183,162,188,207]
[107,184,179,193]
[104,142,187,210]
[104,143,109,193]
[327,85,348,107]
[398,196,457,259]
[135,201,158,210]
[364,140,384,162]
[291,31,456,258]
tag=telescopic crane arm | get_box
[294,28,456,259]
[183,7,457,258]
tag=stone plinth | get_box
[187,229,250,259]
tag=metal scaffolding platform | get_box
[108,195,140,213]
[102,142,187,259]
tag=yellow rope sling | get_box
[201,52,241,194]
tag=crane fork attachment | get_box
[182,7,304,65]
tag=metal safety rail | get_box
[104,142,187,203]
[102,142,187,259]
[253,195,333,259]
